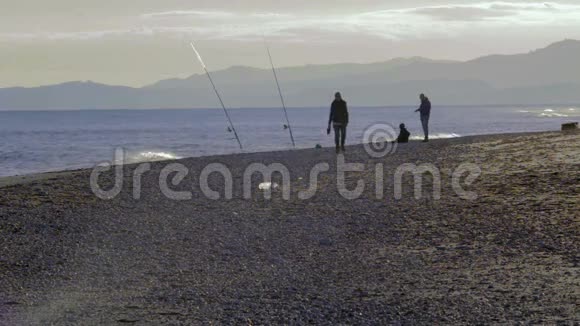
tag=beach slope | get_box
[0,132,578,324]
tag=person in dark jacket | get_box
[327,92,349,153]
[396,123,410,143]
[414,93,431,142]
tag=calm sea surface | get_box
[0,105,577,176]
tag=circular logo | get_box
[363,123,398,158]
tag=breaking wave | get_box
[410,133,461,140]
[539,112,568,118]
[539,108,571,118]
[123,151,182,164]
[518,107,578,118]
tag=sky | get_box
[1,0,580,88]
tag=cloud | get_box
[1,29,154,41]
[489,2,559,11]
[3,2,580,42]
[406,2,571,21]
[141,10,234,19]
[413,7,512,21]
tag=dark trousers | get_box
[420,115,429,139]
[333,124,347,148]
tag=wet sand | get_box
[0,131,578,324]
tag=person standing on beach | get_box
[327,92,349,153]
[415,93,431,142]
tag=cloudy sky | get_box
[1,0,579,87]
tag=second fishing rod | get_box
[264,40,296,148]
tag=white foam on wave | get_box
[139,151,180,160]
[123,151,182,164]
[517,107,576,117]
[410,133,461,140]
[539,112,568,118]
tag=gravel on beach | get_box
[0,132,578,324]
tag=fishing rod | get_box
[264,40,296,147]
[189,42,243,150]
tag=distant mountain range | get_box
[1,40,579,110]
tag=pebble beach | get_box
[0,131,578,324]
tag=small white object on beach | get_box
[258,182,279,190]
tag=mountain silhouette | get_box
[1,40,579,110]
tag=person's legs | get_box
[421,115,429,141]
[340,125,347,150]
[333,125,341,151]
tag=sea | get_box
[0,105,577,177]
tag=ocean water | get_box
[0,105,577,177]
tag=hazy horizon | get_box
[2,0,580,88]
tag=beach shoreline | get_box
[0,130,559,188]
[1,131,578,324]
